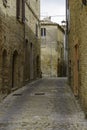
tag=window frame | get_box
[16,0,25,23]
[41,28,46,37]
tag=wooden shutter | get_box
[44,28,46,36]
[41,28,43,36]
[22,0,25,22]
[16,0,20,19]
[36,24,38,37]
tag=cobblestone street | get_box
[0,78,87,130]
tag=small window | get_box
[16,0,25,23]
[3,0,7,7]
[36,24,38,37]
[41,28,46,37]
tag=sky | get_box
[40,0,66,24]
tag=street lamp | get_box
[61,20,66,24]
[82,0,87,5]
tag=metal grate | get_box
[13,93,22,96]
[34,92,45,95]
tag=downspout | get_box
[23,2,26,86]
[23,20,25,85]
[66,0,69,77]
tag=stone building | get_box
[0,0,41,98]
[67,0,87,114]
[57,24,66,77]
[41,17,65,77]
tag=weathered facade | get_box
[57,24,66,77]
[0,0,41,99]
[67,0,87,114]
[41,17,65,77]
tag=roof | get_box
[40,20,65,33]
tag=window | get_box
[16,0,25,22]
[36,24,38,37]
[3,0,7,7]
[41,28,46,37]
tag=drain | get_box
[35,92,45,95]
[13,93,22,96]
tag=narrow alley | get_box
[0,78,86,130]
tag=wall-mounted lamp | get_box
[82,0,87,5]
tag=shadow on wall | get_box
[57,59,67,77]
[0,9,41,99]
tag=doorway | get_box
[2,50,8,89]
[12,51,18,88]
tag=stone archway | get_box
[2,50,8,92]
[12,50,19,88]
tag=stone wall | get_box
[68,0,87,113]
[0,0,41,100]
[41,21,64,77]
[57,25,65,77]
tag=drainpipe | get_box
[66,0,69,77]
[23,10,26,86]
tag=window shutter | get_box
[41,28,43,36]
[16,0,20,19]
[22,0,25,22]
[36,24,38,37]
[44,28,46,36]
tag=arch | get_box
[2,49,8,93]
[12,50,19,88]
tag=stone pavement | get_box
[0,78,87,130]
